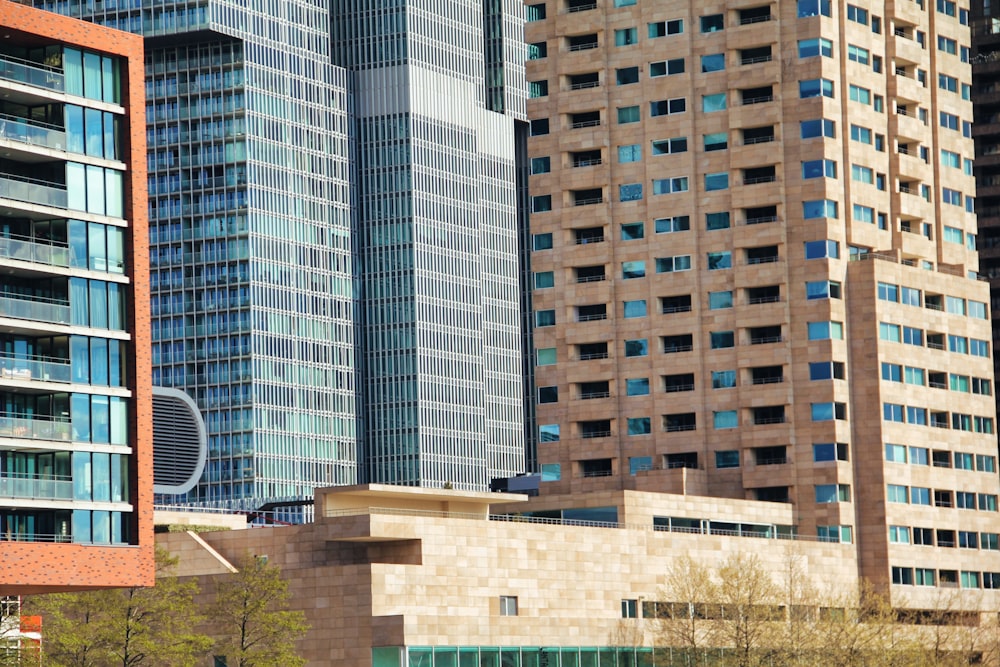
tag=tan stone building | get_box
[523,0,1000,608]
[160,484,868,666]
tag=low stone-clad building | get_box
[160,484,871,665]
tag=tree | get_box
[712,554,782,667]
[24,547,210,667]
[211,553,309,667]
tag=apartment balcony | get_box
[0,54,65,102]
[0,233,70,272]
[0,173,68,210]
[890,0,926,25]
[0,353,72,384]
[0,474,72,501]
[891,71,925,106]
[0,413,71,442]
[893,108,927,142]
[0,113,67,154]
[893,30,926,65]
[0,292,71,325]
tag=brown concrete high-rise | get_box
[525,0,1000,605]
[0,0,153,593]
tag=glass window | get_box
[710,331,734,349]
[716,450,739,468]
[617,106,640,124]
[621,222,644,240]
[626,378,650,396]
[702,93,727,112]
[627,417,651,435]
[701,54,725,72]
[623,300,647,318]
[708,291,732,309]
[536,348,556,366]
[797,0,831,17]
[713,410,738,429]
[624,339,647,357]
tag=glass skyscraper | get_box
[35,0,529,505]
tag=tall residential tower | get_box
[525,0,1000,604]
[0,0,153,592]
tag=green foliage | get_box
[211,553,309,667]
[23,547,211,667]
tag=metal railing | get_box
[745,215,778,225]
[748,295,781,305]
[744,175,777,185]
[0,54,64,93]
[0,474,72,500]
[742,95,773,105]
[747,255,779,265]
[740,55,772,65]
[0,112,67,151]
[568,42,599,52]
[0,292,71,324]
[579,390,610,399]
[0,352,72,383]
[577,313,607,322]
[0,172,68,209]
[0,414,72,441]
[578,351,608,361]
[569,80,600,90]
[739,14,772,25]
[0,232,70,268]
[752,376,784,385]
[575,274,606,283]
[581,429,612,439]
[743,135,775,145]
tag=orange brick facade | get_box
[0,0,152,593]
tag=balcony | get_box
[0,173,68,209]
[0,353,72,383]
[0,54,65,94]
[0,113,67,152]
[0,233,70,270]
[0,292,71,325]
[0,413,71,441]
[0,473,72,501]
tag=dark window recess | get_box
[572,188,603,206]
[569,72,600,90]
[567,0,597,12]
[743,125,775,145]
[739,6,772,24]
[661,295,692,313]
[664,413,696,432]
[570,111,601,129]
[567,34,599,51]
[666,452,698,469]
[753,405,786,424]
[754,446,787,465]
[579,380,610,399]
[746,245,779,264]
[662,334,693,353]
[741,86,773,105]
[577,304,607,322]
[751,366,783,384]
[663,373,695,393]
[740,46,772,65]
[927,372,946,388]
[745,205,778,224]
[575,265,606,283]
[578,342,608,360]
[749,326,782,345]
[581,458,613,477]
[572,149,602,167]
[580,419,612,439]
[574,226,604,244]
[754,487,790,503]
[744,165,777,185]
[747,285,780,304]
[932,450,952,468]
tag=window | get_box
[804,240,839,259]
[942,188,963,207]
[655,216,690,234]
[705,172,729,191]
[618,144,641,163]
[614,27,638,46]
[529,81,548,98]
[803,200,838,219]
[622,599,639,618]
[626,378,650,397]
[883,403,904,422]
[619,183,643,202]
[651,137,688,155]
[530,119,549,136]
[534,271,554,289]
[617,106,640,124]
[943,226,964,244]
[850,124,871,144]
[537,386,558,404]
[800,78,834,98]
[852,205,874,224]
[892,567,914,586]
[885,444,907,463]
[531,195,552,213]
[650,59,685,77]
[712,370,736,388]
[981,494,999,511]
[622,261,645,279]
[536,348,556,366]
[849,85,870,104]
[879,323,900,342]
[818,526,852,543]
[628,418,651,435]
[916,569,935,586]
[616,67,639,85]
[650,98,686,116]
[532,233,552,251]
[702,93,727,112]
[526,4,546,21]
[528,42,547,60]
[847,4,868,23]
[902,326,922,346]
[703,133,727,151]
[655,255,692,273]
[539,424,559,442]
[940,111,959,130]
[701,54,725,72]
[707,251,731,270]
[713,410,738,429]
[700,14,724,32]
[652,177,689,195]
[798,38,833,58]
[706,212,730,230]
[900,286,921,306]
[530,157,550,174]
[802,159,837,179]
[877,282,898,302]
[500,596,518,616]
[848,45,870,65]
[812,402,846,421]
[889,526,910,543]
[801,119,835,138]
[621,222,644,240]
[887,485,908,503]
[813,443,848,462]
[710,331,734,349]
[797,0,831,17]
[816,484,850,503]
[535,310,555,327]
[716,450,740,468]
[809,361,845,380]
[969,301,987,319]
[808,321,843,340]
[904,367,924,385]
[912,487,931,505]
[937,0,957,15]
[649,19,683,37]
[624,339,648,357]
[623,300,647,318]
[806,280,841,299]
[851,164,873,184]
[708,291,732,310]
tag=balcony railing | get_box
[0,54,65,93]
[739,14,772,25]
[576,274,606,283]
[0,413,71,441]
[581,469,613,478]
[744,175,777,185]
[578,351,608,361]
[752,376,784,385]
[0,232,70,268]
[743,135,775,145]
[579,390,611,399]
[0,113,67,151]
[568,42,599,52]
[742,95,774,105]
[0,173,68,209]
[744,215,778,225]
[569,81,600,90]
[0,473,72,500]
[746,255,779,265]
[740,55,772,65]
[0,352,72,383]
[0,292,71,324]
[581,429,612,439]
[577,313,607,322]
